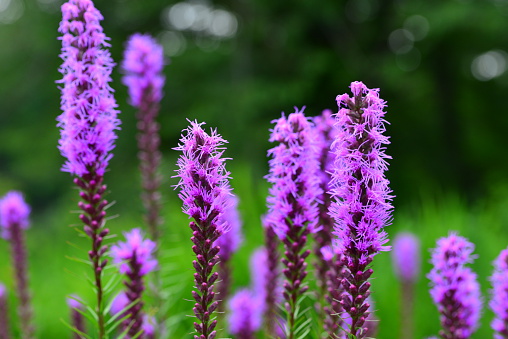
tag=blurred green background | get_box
[1,0,508,338]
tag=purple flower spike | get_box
[0,283,11,339]
[265,108,321,338]
[110,228,157,338]
[0,191,34,339]
[490,248,508,338]
[329,81,393,338]
[312,109,340,324]
[57,1,119,337]
[261,218,280,337]
[215,194,243,312]
[122,33,165,108]
[122,33,165,242]
[392,232,420,283]
[428,233,482,339]
[392,232,420,339]
[320,244,345,337]
[67,295,86,338]
[227,289,263,339]
[174,121,232,339]
[57,0,120,177]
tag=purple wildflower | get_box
[0,191,34,339]
[227,289,263,339]
[392,232,420,339]
[490,247,508,338]
[110,292,156,339]
[0,283,10,339]
[312,109,340,325]
[57,1,120,337]
[265,108,321,338]
[174,121,232,339]
[215,194,242,313]
[122,33,165,242]
[392,232,420,283]
[428,233,482,339]
[329,81,393,338]
[110,292,129,317]
[67,295,86,338]
[110,228,157,338]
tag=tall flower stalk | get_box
[265,108,321,339]
[491,247,508,338]
[122,33,165,242]
[110,228,157,338]
[0,284,10,339]
[261,219,281,336]
[392,232,420,339]
[174,121,232,339]
[320,245,345,338]
[330,81,393,338]
[57,1,120,337]
[428,233,482,339]
[312,110,339,323]
[0,191,34,339]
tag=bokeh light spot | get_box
[389,29,414,54]
[471,50,507,81]
[404,15,429,41]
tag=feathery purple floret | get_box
[122,33,164,108]
[392,232,420,283]
[490,248,508,338]
[266,108,320,240]
[110,228,157,276]
[0,191,30,236]
[329,81,393,337]
[428,233,482,339]
[174,120,232,339]
[175,121,231,233]
[228,289,262,338]
[491,248,508,338]
[57,0,120,177]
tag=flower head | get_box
[330,81,393,264]
[490,247,508,338]
[0,191,30,235]
[66,295,83,310]
[122,33,165,108]
[392,232,421,283]
[110,228,157,276]
[228,289,263,336]
[57,0,120,177]
[428,233,482,339]
[265,108,321,239]
[174,120,232,234]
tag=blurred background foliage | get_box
[1,0,508,338]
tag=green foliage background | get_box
[1,0,508,338]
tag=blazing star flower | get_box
[110,228,157,338]
[57,0,120,177]
[228,289,263,339]
[392,232,421,283]
[0,191,34,339]
[122,33,164,108]
[329,81,393,338]
[490,247,508,338]
[122,33,165,243]
[174,120,232,339]
[110,228,157,276]
[428,233,482,339]
[265,108,321,338]
[57,2,120,337]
